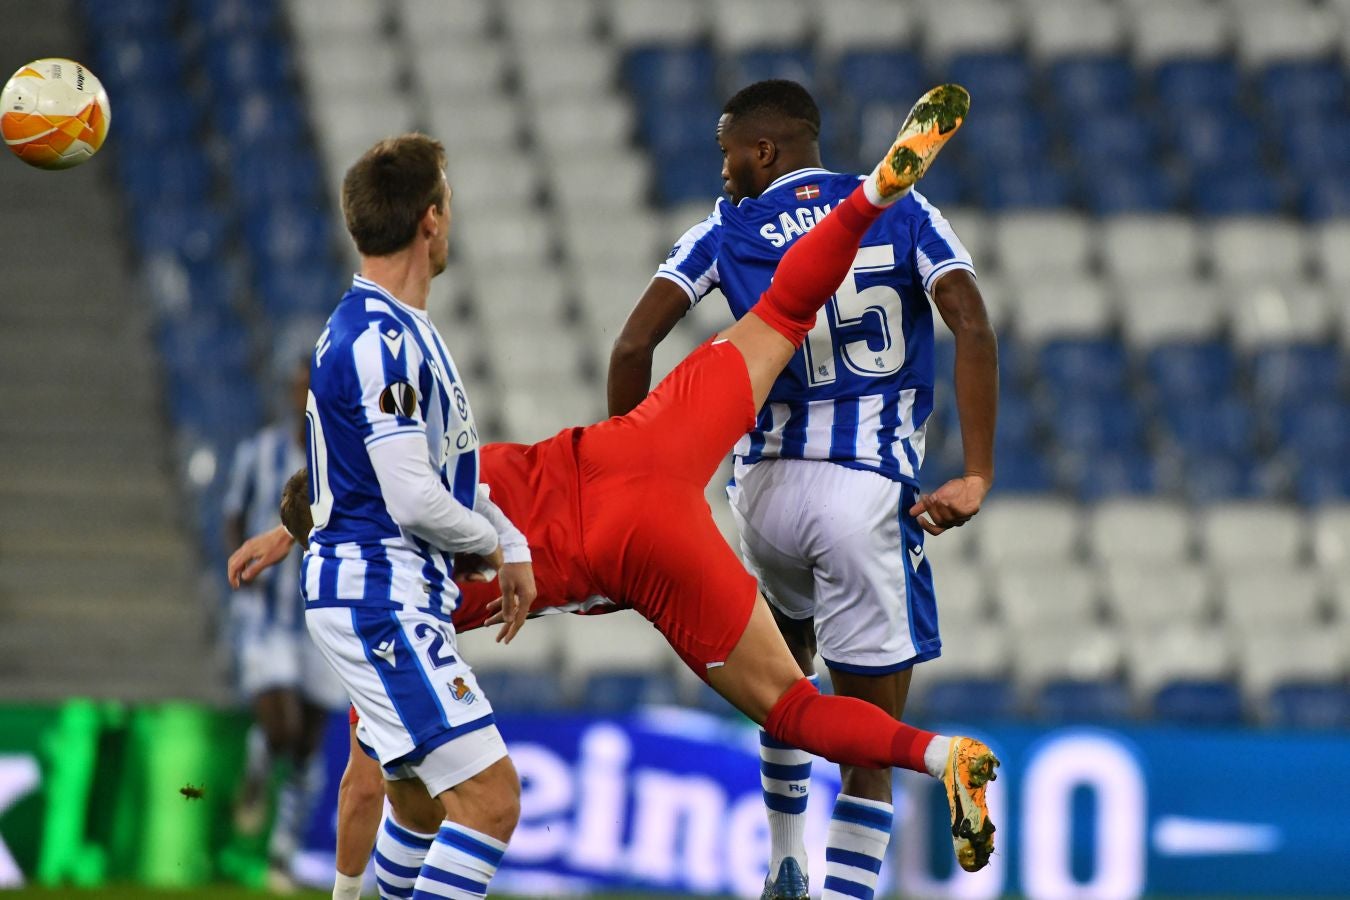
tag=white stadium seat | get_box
[932,567,989,628]
[1007,276,1113,343]
[487,317,591,385]
[531,95,633,153]
[1226,279,1333,348]
[816,0,914,52]
[398,0,495,40]
[1118,279,1224,347]
[1312,505,1350,571]
[500,378,605,441]
[1237,629,1344,701]
[1131,0,1230,65]
[515,38,617,99]
[976,497,1082,564]
[710,0,813,51]
[413,42,511,96]
[298,37,401,94]
[428,98,524,157]
[457,615,562,675]
[663,201,719,247]
[1088,498,1194,564]
[1099,215,1201,281]
[1025,0,1125,60]
[500,0,599,39]
[560,210,667,269]
[1208,219,1309,283]
[1012,626,1123,690]
[547,151,650,211]
[916,623,1011,682]
[605,0,708,46]
[1218,567,1324,632]
[942,207,990,272]
[1102,562,1212,629]
[575,264,662,333]
[920,0,1022,58]
[994,563,1100,630]
[923,517,979,572]
[471,267,573,334]
[555,611,676,680]
[455,208,555,269]
[1314,221,1350,284]
[287,0,388,37]
[1125,623,1234,697]
[1234,0,1340,66]
[447,150,542,211]
[1198,501,1306,567]
[992,212,1095,280]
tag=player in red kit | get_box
[230,86,997,892]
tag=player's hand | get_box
[491,561,536,644]
[453,551,496,583]
[909,474,990,536]
[227,525,295,588]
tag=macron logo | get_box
[908,544,924,571]
[374,640,397,667]
[381,329,405,359]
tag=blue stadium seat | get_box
[1268,684,1350,730]
[475,672,567,713]
[1164,397,1257,459]
[1040,340,1129,396]
[258,262,349,317]
[1251,345,1343,405]
[1279,400,1350,464]
[1182,456,1261,502]
[1152,680,1245,726]
[1154,59,1241,112]
[947,53,1033,106]
[639,98,720,154]
[1282,120,1350,188]
[624,46,718,102]
[1292,460,1350,505]
[581,672,679,713]
[132,205,232,264]
[1300,174,1350,219]
[1037,680,1132,723]
[975,166,1071,209]
[922,679,1019,722]
[908,164,964,208]
[1174,111,1263,172]
[1047,58,1137,113]
[995,451,1057,493]
[1079,162,1180,214]
[119,148,213,207]
[218,92,306,149]
[960,108,1051,166]
[92,33,183,87]
[245,206,333,269]
[1190,168,1285,216]
[654,145,722,204]
[112,89,199,147]
[1145,341,1236,401]
[228,146,322,206]
[724,49,817,93]
[1052,395,1147,454]
[1259,62,1347,118]
[1066,451,1161,502]
[1070,111,1154,167]
[191,0,278,36]
[206,40,293,102]
[836,51,926,103]
[996,392,1040,453]
[157,315,252,376]
[81,0,175,31]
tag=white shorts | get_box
[306,604,506,794]
[231,592,348,709]
[729,458,941,674]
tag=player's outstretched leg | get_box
[721,83,970,409]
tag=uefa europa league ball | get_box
[1,58,111,169]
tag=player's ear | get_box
[420,203,439,236]
[756,137,777,167]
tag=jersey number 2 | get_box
[413,623,458,668]
[801,245,906,386]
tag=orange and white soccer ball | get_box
[1,58,111,169]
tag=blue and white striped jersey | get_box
[655,168,974,486]
[223,422,306,629]
[302,275,481,620]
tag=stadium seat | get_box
[1162,395,1256,461]
[298,36,401,94]
[548,150,650,211]
[1099,215,1201,280]
[286,0,387,36]
[931,567,988,628]
[990,212,1094,279]
[1219,568,1324,633]
[1132,0,1230,65]
[1089,499,1194,564]
[576,264,668,332]
[960,108,1051,169]
[1314,220,1350,283]
[533,95,633,154]
[921,1,1022,59]
[450,151,545,211]
[975,166,1073,210]
[560,211,666,269]
[1198,502,1306,567]
[1008,278,1113,344]
[131,205,232,264]
[1250,344,1343,406]
[1050,395,1146,458]
[1102,562,1211,629]
[1237,630,1344,716]
[1119,280,1223,347]
[1010,626,1122,697]
[1069,110,1154,169]
[500,0,599,38]
[1209,218,1309,283]
[1234,0,1340,67]
[414,43,511,99]
[204,35,291,97]
[946,52,1034,106]
[977,498,1081,564]
[1079,162,1181,215]
[555,611,677,706]
[1301,175,1350,221]
[1037,679,1133,723]
[710,0,812,51]
[995,564,1100,632]
[1126,623,1234,701]
[471,268,574,334]
[398,0,494,39]
[1190,167,1284,217]
[516,38,617,98]
[1064,451,1163,502]
[1025,0,1125,60]
[724,48,817,92]
[1268,684,1350,730]
[816,0,914,52]
[1227,280,1333,348]
[455,208,555,269]
[1293,461,1350,507]
[623,45,718,102]
[1039,339,1128,395]
[427,98,524,156]
[605,0,707,47]
[921,679,1020,721]
[1259,61,1347,119]
[1312,505,1350,570]
[1279,399,1350,465]
[1144,340,1236,401]
[1153,59,1241,113]
[1152,680,1246,726]
[835,51,926,105]
[921,512,978,572]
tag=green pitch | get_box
[4,889,725,900]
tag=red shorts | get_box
[576,340,760,676]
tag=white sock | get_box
[862,171,909,208]
[823,795,893,900]
[760,674,816,878]
[414,821,506,899]
[333,871,364,900]
[924,735,953,779]
[374,814,435,899]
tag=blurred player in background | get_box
[300,133,538,900]
[232,87,999,897]
[608,80,998,900]
[221,356,347,892]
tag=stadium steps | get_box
[0,4,221,704]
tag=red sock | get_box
[750,186,886,346]
[763,677,937,773]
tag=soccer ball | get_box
[1,58,111,169]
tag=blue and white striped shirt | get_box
[301,276,481,620]
[655,168,975,486]
[223,422,306,630]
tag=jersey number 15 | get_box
[801,245,907,387]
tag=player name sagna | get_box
[759,202,837,248]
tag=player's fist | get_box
[454,545,506,582]
[909,474,990,536]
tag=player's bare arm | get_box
[227,524,294,588]
[607,277,691,416]
[910,268,998,536]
